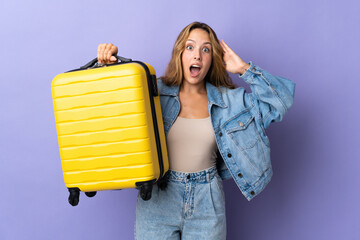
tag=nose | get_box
[193,48,201,61]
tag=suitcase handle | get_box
[80,55,132,69]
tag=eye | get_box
[202,47,210,53]
[186,45,193,50]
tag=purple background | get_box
[1,0,359,239]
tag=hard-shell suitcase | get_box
[51,56,169,206]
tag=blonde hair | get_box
[161,22,235,89]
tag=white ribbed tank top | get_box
[166,116,217,173]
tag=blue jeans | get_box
[135,165,226,240]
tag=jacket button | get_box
[219,132,223,137]
[238,173,243,178]
[238,121,244,127]
[227,153,232,158]
[187,175,190,179]
[250,191,255,196]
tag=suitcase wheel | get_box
[68,188,80,206]
[85,191,97,198]
[139,183,153,201]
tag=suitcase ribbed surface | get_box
[52,63,165,191]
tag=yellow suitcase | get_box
[52,56,169,206]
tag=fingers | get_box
[97,44,105,64]
[110,56,117,62]
[104,44,113,63]
[219,40,226,52]
[97,43,118,64]
[220,40,234,54]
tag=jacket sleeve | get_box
[240,62,296,129]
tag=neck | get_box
[180,80,207,95]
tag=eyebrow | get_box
[187,39,212,45]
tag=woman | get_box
[97,22,295,240]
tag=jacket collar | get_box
[160,81,227,108]
[206,82,227,108]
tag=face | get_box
[181,28,212,86]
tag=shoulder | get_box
[206,82,250,110]
[157,78,179,96]
[225,87,251,109]
[157,78,166,88]
[215,85,248,102]
[157,78,170,95]
[157,78,165,94]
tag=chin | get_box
[183,76,205,86]
[186,79,204,86]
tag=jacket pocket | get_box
[225,111,259,150]
[224,111,271,179]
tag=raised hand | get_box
[220,40,250,75]
[97,43,118,64]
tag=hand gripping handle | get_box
[80,55,132,69]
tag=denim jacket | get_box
[157,62,295,201]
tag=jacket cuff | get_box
[238,61,260,84]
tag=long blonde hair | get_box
[161,22,235,89]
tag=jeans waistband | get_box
[167,165,218,183]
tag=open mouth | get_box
[190,65,201,77]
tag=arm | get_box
[220,40,295,129]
